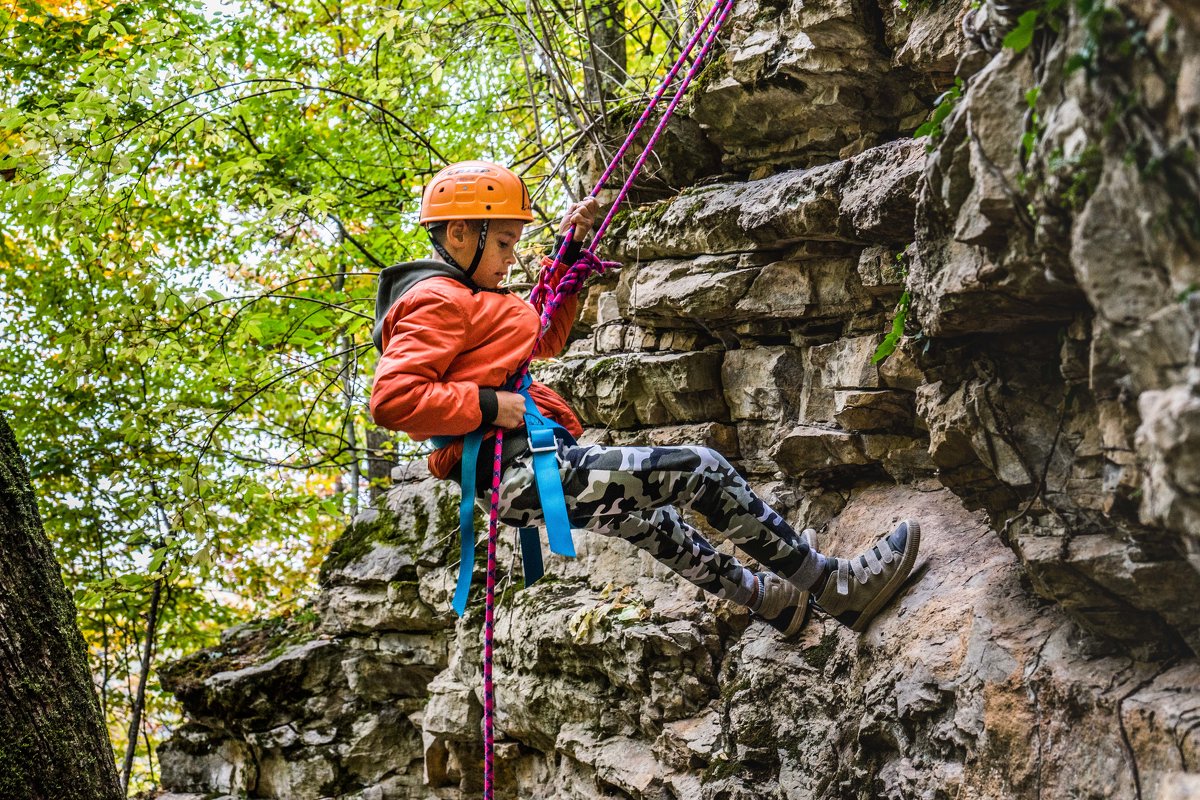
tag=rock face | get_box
[158,1,1200,798]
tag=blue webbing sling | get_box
[432,373,576,616]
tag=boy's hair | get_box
[427,219,483,248]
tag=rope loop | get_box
[531,249,621,323]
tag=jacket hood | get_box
[372,260,475,352]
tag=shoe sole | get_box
[849,519,921,633]
[779,528,819,638]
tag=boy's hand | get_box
[494,391,527,429]
[560,196,600,242]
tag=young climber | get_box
[370,160,921,637]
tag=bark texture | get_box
[584,0,628,106]
[0,413,122,800]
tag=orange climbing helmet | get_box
[419,160,534,224]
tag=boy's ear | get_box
[443,219,484,250]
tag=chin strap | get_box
[428,219,490,277]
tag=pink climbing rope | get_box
[482,428,505,800]
[587,0,734,206]
[479,1,736,795]
[537,0,738,303]
[588,0,737,249]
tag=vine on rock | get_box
[914,77,964,148]
[873,251,914,364]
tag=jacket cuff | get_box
[552,235,584,265]
[478,388,499,425]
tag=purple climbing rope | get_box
[536,0,738,305]
[530,0,736,334]
[588,0,737,248]
[588,0,736,203]
[529,249,621,331]
[480,2,736,796]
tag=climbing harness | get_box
[442,2,738,795]
[436,372,578,617]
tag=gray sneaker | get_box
[813,519,921,632]
[754,529,819,638]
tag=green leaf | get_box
[616,605,647,622]
[1003,9,1040,52]
[872,338,898,363]
[1021,130,1038,162]
[148,546,169,573]
[78,589,104,609]
[117,573,146,590]
[872,291,911,364]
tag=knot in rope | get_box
[531,250,620,334]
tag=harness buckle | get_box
[527,426,557,454]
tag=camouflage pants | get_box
[481,440,824,604]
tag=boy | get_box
[371,160,921,636]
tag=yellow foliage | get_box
[1,0,97,21]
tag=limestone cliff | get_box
[157,1,1200,798]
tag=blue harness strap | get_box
[444,429,483,617]
[520,391,576,559]
[436,377,577,617]
[518,527,544,584]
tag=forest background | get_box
[0,0,685,792]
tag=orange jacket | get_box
[370,257,583,480]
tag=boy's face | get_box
[442,218,526,289]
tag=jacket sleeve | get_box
[370,288,483,438]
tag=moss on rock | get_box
[159,610,319,703]
[319,508,425,585]
[701,756,746,783]
[801,630,840,672]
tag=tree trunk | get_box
[120,573,162,793]
[366,427,395,504]
[0,412,122,800]
[673,0,698,44]
[583,0,628,109]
